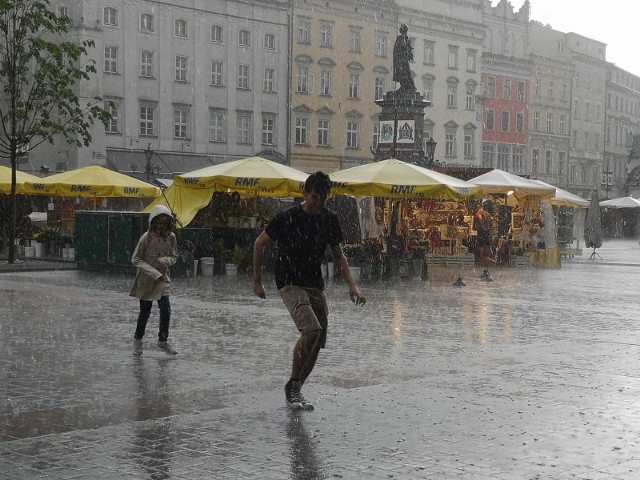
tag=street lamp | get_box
[144,143,154,183]
[424,137,437,168]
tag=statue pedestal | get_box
[375,90,430,164]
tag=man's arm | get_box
[330,243,366,306]
[253,231,272,299]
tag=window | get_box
[349,28,361,53]
[211,25,223,43]
[320,23,332,47]
[465,83,475,110]
[174,107,189,139]
[485,109,494,131]
[534,79,540,98]
[547,81,554,100]
[447,84,457,108]
[482,143,495,167]
[297,65,310,93]
[514,147,524,173]
[569,164,577,183]
[320,69,332,96]
[104,101,118,134]
[517,81,525,102]
[298,19,310,44]
[585,101,591,121]
[239,29,250,47]
[318,118,330,147]
[57,5,68,17]
[264,33,275,51]
[516,112,524,134]
[445,132,455,157]
[487,77,496,98]
[103,7,117,26]
[501,111,510,132]
[175,55,188,82]
[545,150,553,174]
[466,49,477,72]
[423,76,433,103]
[502,79,511,100]
[533,110,540,131]
[140,13,153,32]
[559,114,566,135]
[175,19,187,37]
[140,50,154,78]
[236,112,251,144]
[562,83,568,101]
[209,109,225,142]
[558,151,566,175]
[262,113,275,145]
[464,129,474,158]
[423,41,435,65]
[498,145,509,170]
[532,149,539,173]
[376,32,387,57]
[546,112,554,133]
[348,72,360,99]
[263,68,275,92]
[211,61,223,86]
[448,45,458,69]
[238,64,250,89]
[375,77,384,100]
[139,105,155,136]
[295,116,309,145]
[346,120,359,148]
[104,46,117,74]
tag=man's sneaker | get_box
[298,391,315,411]
[157,341,178,355]
[285,379,304,410]
[133,339,143,355]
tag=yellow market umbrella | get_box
[147,157,309,226]
[22,165,161,198]
[173,156,308,196]
[143,184,213,227]
[329,159,481,199]
[0,166,42,194]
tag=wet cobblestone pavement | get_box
[2,240,640,479]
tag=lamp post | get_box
[144,143,154,183]
[424,137,437,168]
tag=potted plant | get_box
[233,245,251,273]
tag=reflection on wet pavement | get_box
[2,239,640,478]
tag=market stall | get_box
[329,159,482,279]
[468,169,559,268]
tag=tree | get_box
[0,0,110,263]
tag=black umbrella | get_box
[584,189,603,260]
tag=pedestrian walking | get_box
[130,205,178,355]
[253,171,366,411]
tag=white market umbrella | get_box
[599,196,640,209]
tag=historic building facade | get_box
[23,0,291,177]
[289,0,396,173]
[606,66,640,198]
[527,53,573,188]
[396,0,485,167]
[480,0,530,174]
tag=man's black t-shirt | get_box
[265,204,344,290]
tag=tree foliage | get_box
[0,0,110,263]
[0,0,110,157]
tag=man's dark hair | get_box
[304,171,332,196]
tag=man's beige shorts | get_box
[279,285,328,348]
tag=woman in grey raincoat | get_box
[131,205,178,355]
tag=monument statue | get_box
[393,24,416,93]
